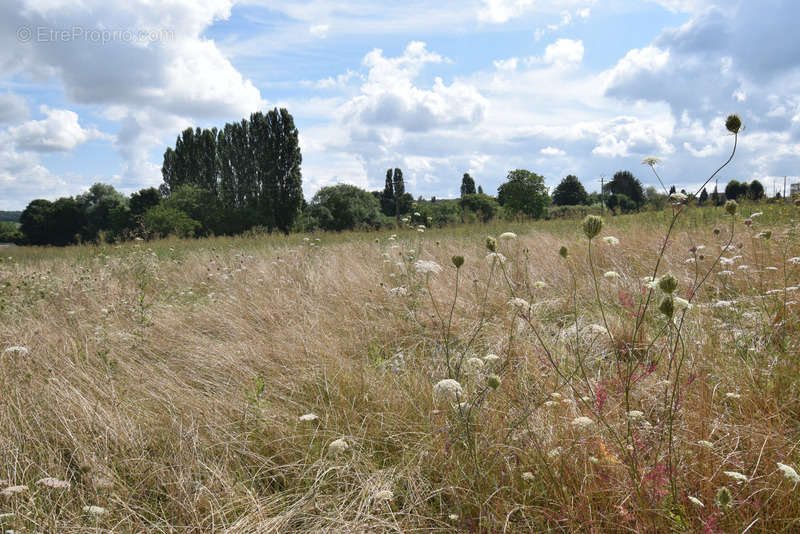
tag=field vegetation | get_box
[1,194,799,532]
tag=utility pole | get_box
[784,175,787,202]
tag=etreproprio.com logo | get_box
[16,25,174,44]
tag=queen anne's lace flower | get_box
[571,416,594,428]
[499,232,517,240]
[724,471,748,483]
[328,438,350,456]
[36,478,70,489]
[298,413,319,422]
[603,236,620,246]
[414,260,442,275]
[777,462,800,484]
[432,379,463,404]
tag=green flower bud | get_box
[581,215,604,240]
[559,246,568,259]
[724,200,738,216]
[487,374,501,390]
[725,114,742,134]
[658,273,678,294]
[486,236,497,252]
[452,255,464,268]
[716,486,732,509]
[659,295,674,318]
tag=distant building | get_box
[791,182,800,197]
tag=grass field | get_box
[1,201,799,533]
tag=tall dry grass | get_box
[0,203,799,533]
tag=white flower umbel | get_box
[463,357,484,374]
[36,478,70,489]
[485,252,506,264]
[432,379,463,405]
[604,271,619,280]
[508,298,531,313]
[777,462,800,484]
[499,232,517,240]
[83,505,106,516]
[328,438,350,456]
[298,413,319,422]
[2,346,28,356]
[603,236,620,246]
[571,416,594,429]
[723,471,748,483]
[483,354,501,365]
[688,496,704,507]
[414,260,442,275]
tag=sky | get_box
[1,0,799,210]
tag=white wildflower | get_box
[604,271,619,280]
[777,462,800,484]
[571,416,594,429]
[724,471,748,483]
[0,485,27,496]
[548,447,563,458]
[751,212,762,218]
[642,157,660,166]
[670,192,688,203]
[414,260,442,275]
[737,265,749,271]
[719,257,735,265]
[298,413,319,422]
[485,252,506,264]
[787,257,800,265]
[464,357,484,374]
[587,324,608,335]
[413,212,421,217]
[389,287,408,296]
[373,489,394,502]
[627,410,644,420]
[521,471,535,482]
[698,440,714,449]
[508,298,531,313]
[499,232,517,240]
[83,505,106,516]
[433,379,463,404]
[483,354,501,365]
[717,270,734,276]
[725,392,741,399]
[448,514,459,521]
[2,346,28,356]
[328,438,350,456]
[603,236,620,246]
[713,300,734,308]
[550,392,562,400]
[684,257,696,264]
[36,478,70,489]
[544,401,560,408]
[674,297,692,310]
[765,266,779,271]
[688,496,704,507]
[534,281,547,289]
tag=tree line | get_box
[3,105,783,246]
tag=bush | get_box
[142,205,201,238]
[0,221,24,244]
[305,184,382,231]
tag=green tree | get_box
[477,185,484,195]
[725,180,748,201]
[306,184,381,231]
[552,174,588,206]
[19,199,54,245]
[698,187,709,205]
[142,205,201,238]
[711,184,721,206]
[460,173,476,197]
[50,197,86,245]
[0,221,23,244]
[459,193,499,222]
[605,170,645,208]
[381,169,395,216]
[130,188,162,216]
[497,169,550,219]
[748,179,764,200]
[77,183,128,242]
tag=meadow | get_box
[1,201,799,533]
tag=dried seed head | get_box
[581,215,604,240]
[451,255,464,268]
[559,246,568,259]
[487,374,501,390]
[658,273,678,294]
[659,295,674,318]
[725,200,738,215]
[486,236,497,252]
[725,114,742,134]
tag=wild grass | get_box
[1,199,799,533]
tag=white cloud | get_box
[544,39,584,67]
[310,24,329,38]
[9,105,108,152]
[540,146,566,156]
[0,92,29,124]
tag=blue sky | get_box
[1,0,799,210]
